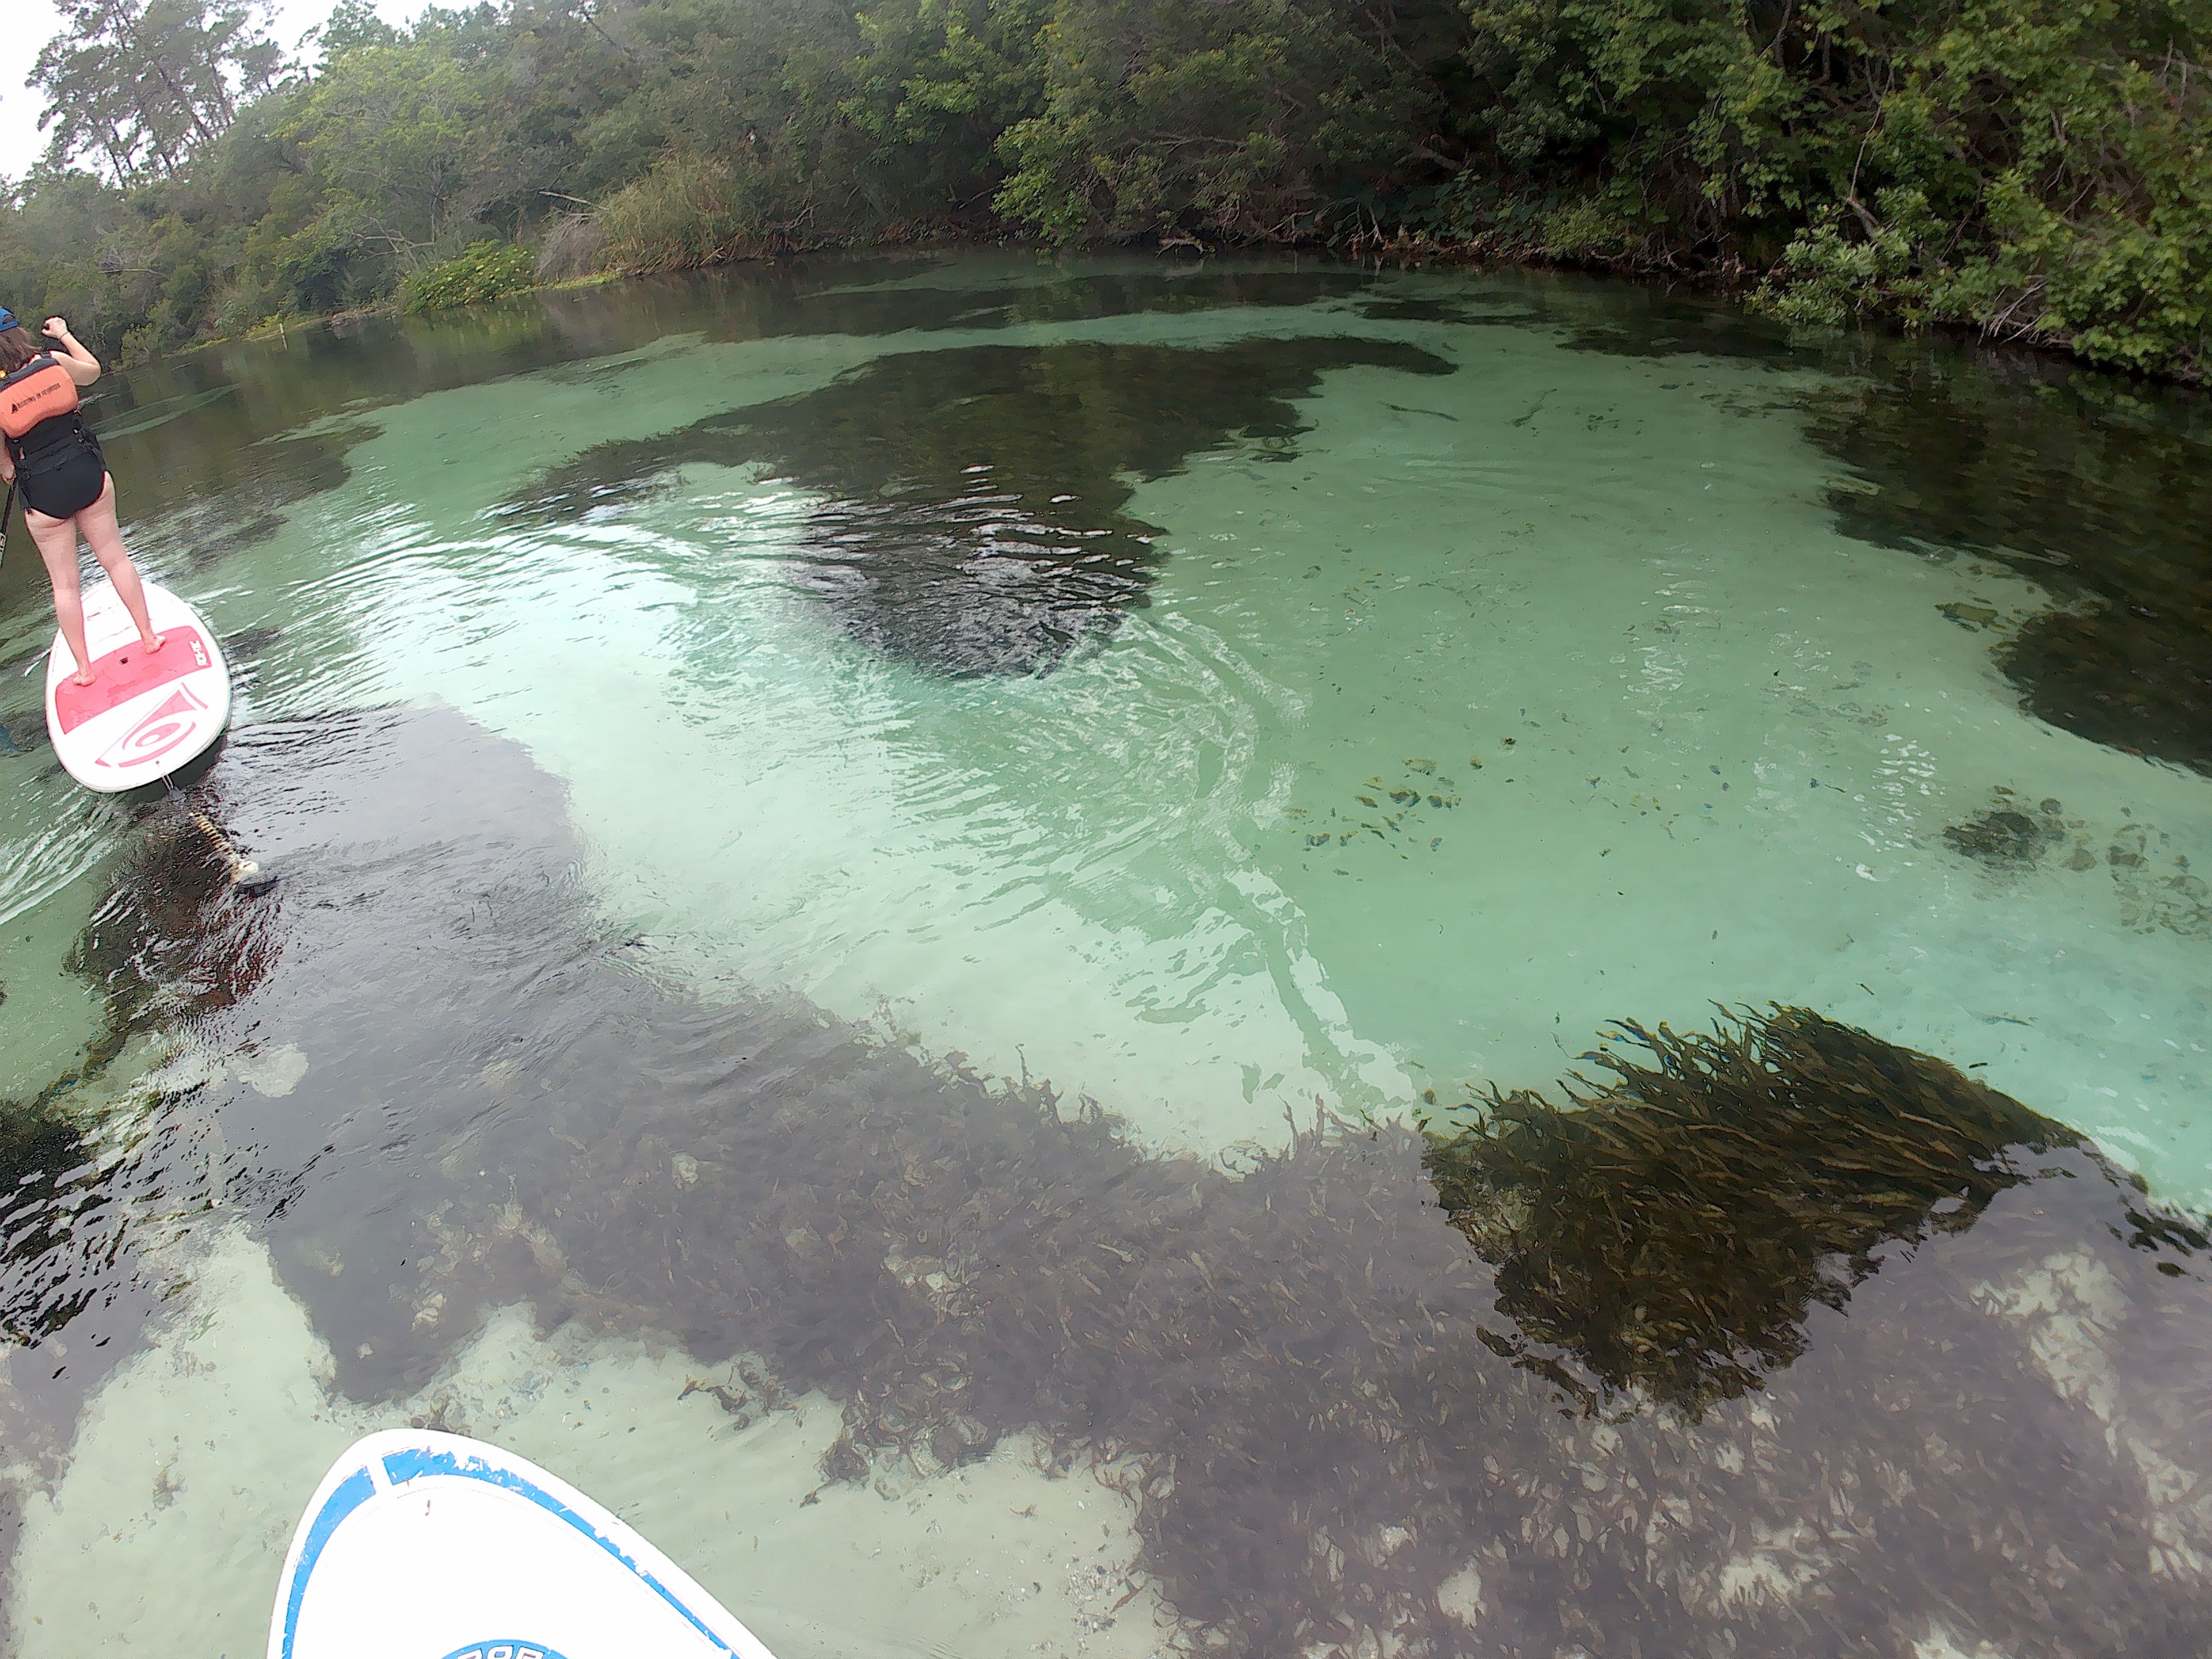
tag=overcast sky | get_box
[0,0,420,183]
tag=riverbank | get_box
[5,0,2202,383]
[188,230,2198,396]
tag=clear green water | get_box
[0,254,2208,1656]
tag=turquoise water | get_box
[0,254,2208,1656]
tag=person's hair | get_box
[0,327,41,374]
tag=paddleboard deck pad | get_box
[44,578,230,791]
[269,1429,778,1659]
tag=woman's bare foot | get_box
[140,631,164,652]
[73,666,96,686]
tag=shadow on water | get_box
[4,704,2211,1655]
[515,338,1454,676]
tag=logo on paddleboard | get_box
[93,683,211,771]
[438,1643,571,1659]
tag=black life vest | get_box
[0,354,92,471]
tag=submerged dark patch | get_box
[516,338,1453,676]
[1352,296,1520,325]
[0,1110,100,1347]
[1421,1008,2186,1413]
[1943,797,2067,870]
[1803,354,2212,775]
[223,625,283,662]
[1498,271,2212,774]
[6,705,2212,1656]
[646,261,1385,350]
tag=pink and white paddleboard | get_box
[44,578,231,791]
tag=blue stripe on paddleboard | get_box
[278,1467,378,1659]
[376,1445,741,1657]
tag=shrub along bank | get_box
[1,0,2206,377]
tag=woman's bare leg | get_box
[76,477,161,652]
[25,507,96,684]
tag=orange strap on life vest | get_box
[0,355,80,439]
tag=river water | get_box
[0,253,2207,1656]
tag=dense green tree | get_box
[1443,0,2212,372]
[32,0,285,183]
[315,0,403,62]
[996,0,1454,243]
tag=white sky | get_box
[0,0,420,183]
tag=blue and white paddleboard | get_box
[268,1430,779,1659]
[44,578,231,791]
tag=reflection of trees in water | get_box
[1425,1006,2203,1414]
[1805,354,2212,778]
[5,706,2211,1657]
[517,336,1453,676]
[1527,274,2212,779]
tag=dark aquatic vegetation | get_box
[516,337,1453,676]
[1807,355,2212,777]
[1943,798,2066,870]
[1505,274,2212,776]
[0,1110,101,1346]
[1937,797,2212,936]
[4,707,2211,1657]
[1421,1007,2195,1413]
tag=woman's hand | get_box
[42,317,100,382]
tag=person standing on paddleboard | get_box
[0,310,162,685]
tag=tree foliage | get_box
[994,0,1454,243]
[33,0,285,184]
[1444,0,2212,374]
[0,0,2205,376]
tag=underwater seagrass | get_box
[1421,1008,2196,1413]
[1941,798,2067,870]
[0,791,285,1354]
[9,707,2212,1659]
[513,337,1453,676]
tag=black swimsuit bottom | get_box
[13,429,106,520]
